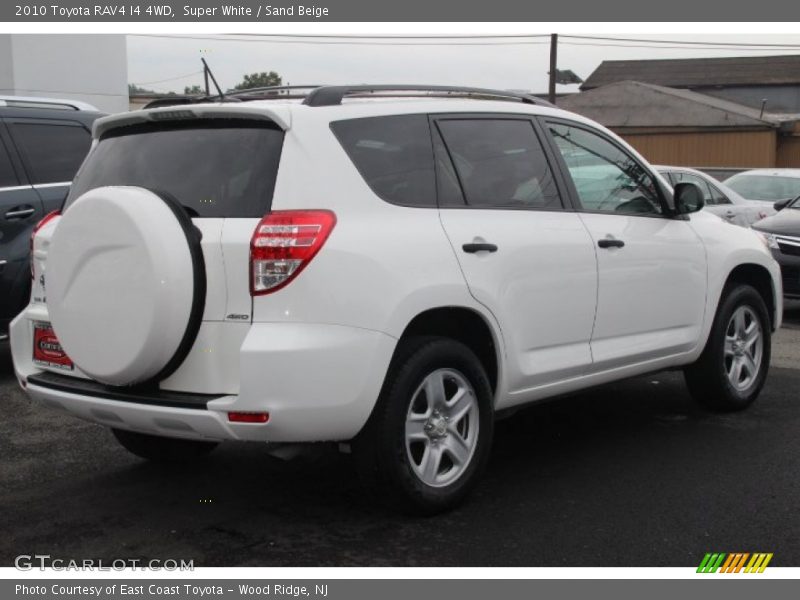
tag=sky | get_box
[126,34,800,95]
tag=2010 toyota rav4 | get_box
[10,85,783,514]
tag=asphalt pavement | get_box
[1,304,799,567]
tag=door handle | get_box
[598,238,625,249]
[462,242,498,253]
[5,206,36,219]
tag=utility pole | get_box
[204,67,210,96]
[548,33,558,105]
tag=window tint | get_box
[670,171,714,204]
[436,119,561,210]
[549,122,663,215]
[331,115,436,207]
[0,138,18,187]
[66,121,284,218]
[9,121,90,184]
[707,182,730,205]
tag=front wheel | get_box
[353,336,494,515]
[684,284,771,411]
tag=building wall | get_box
[0,34,128,113]
[617,129,779,168]
[777,135,800,168]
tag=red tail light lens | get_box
[250,210,336,295]
[228,412,270,423]
[30,210,60,278]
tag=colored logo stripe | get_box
[698,553,773,573]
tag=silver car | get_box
[657,166,774,227]
[724,168,800,210]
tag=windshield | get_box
[66,120,284,218]
[725,173,800,202]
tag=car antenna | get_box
[201,58,226,101]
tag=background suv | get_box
[0,96,103,340]
[10,85,782,514]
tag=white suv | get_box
[10,85,783,514]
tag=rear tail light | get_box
[30,210,60,278]
[250,210,336,295]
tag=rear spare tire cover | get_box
[47,186,204,386]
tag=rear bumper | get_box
[11,313,397,443]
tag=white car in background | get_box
[724,169,800,209]
[657,166,774,227]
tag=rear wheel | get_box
[112,429,218,462]
[684,284,771,411]
[353,336,494,515]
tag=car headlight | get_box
[754,230,779,250]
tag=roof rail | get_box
[301,85,554,108]
[228,85,324,99]
[0,95,100,112]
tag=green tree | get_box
[233,71,283,91]
[184,85,204,95]
[128,83,155,95]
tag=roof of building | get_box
[581,54,800,90]
[559,80,800,129]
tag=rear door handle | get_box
[462,243,498,253]
[5,205,36,219]
[598,238,625,249]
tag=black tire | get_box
[684,284,771,412]
[112,429,218,462]
[353,336,494,515]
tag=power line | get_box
[227,33,551,39]
[560,41,800,51]
[562,34,800,48]
[128,33,800,51]
[129,34,551,46]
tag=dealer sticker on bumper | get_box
[32,321,74,371]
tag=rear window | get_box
[66,120,284,218]
[725,173,800,202]
[331,115,436,207]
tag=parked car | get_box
[724,169,800,206]
[0,96,104,340]
[752,195,800,299]
[656,166,774,227]
[10,85,782,514]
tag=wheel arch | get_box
[722,263,777,331]
[395,306,502,395]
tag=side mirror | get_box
[673,182,705,215]
[774,198,792,211]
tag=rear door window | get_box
[436,118,562,210]
[66,120,284,218]
[331,115,436,207]
[7,120,91,184]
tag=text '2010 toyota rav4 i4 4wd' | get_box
[10,85,783,514]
